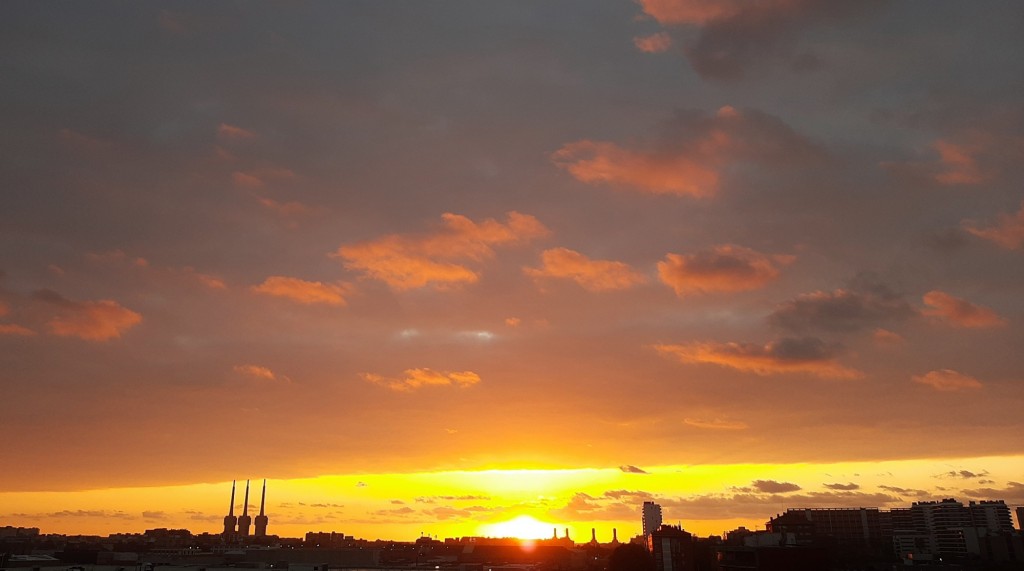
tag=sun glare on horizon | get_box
[479,515,558,540]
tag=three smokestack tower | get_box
[223,479,269,538]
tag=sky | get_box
[1,0,1023,541]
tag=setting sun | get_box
[480,515,558,540]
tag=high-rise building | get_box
[222,480,238,536]
[1017,507,1024,531]
[254,479,269,537]
[649,525,694,571]
[910,499,971,558]
[643,501,663,538]
[968,500,1014,533]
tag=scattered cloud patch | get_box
[769,282,916,333]
[525,248,647,292]
[252,276,350,307]
[363,368,481,392]
[655,337,861,379]
[0,323,36,336]
[217,123,256,141]
[634,32,673,53]
[683,417,748,430]
[913,369,983,392]
[658,244,792,296]
[922,291,1006,328]
[33,290,142,341]
[620,465,649,474]
[824,482,860,491]
[335,212,548,290]
[963,202,1024,250]
[552,107,820,196]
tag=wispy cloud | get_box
[658,244,791,296]
[922,290,1006,328]
[913,369,983,392]
[33,290,141,341]
[335,212,548,290]
[525,248,647,292]
[363,369,482,392]
[656,337,861,379]
[253,276,350,307]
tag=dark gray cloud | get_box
[768,277,916,333]
[823,482,859,491]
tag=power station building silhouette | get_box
[223,479,269,539]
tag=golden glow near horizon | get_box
[3,456,1022,540]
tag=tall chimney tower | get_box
[237,480,252,536]
[222,480,238,536]
[590,528,597,545]
[612,528,619,544]
[254,479,269,537]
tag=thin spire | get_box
[242,480,250,516]
[259,479,266,517]
[229,480,236,516]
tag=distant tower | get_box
[237,480,252,536]
[254,479,269,537]
[612,528,619,544]
[564,527,570,542]
[222,480,238,536]
[642,501,663,537]
[553,527,558,539]
[589,528,598,545]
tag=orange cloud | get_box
[363,369,482,392]
[551,139,721,197]
[655,337,862,379]
[922,290,1007,328]
[253,276,349,306]
[872,328,905,346]
[634,32,673,53]
[963,201,1024,250]
[33,290,142,341]
[334,212,548,290]
[912,369,983,392]
[931,139,986,185]
[217,123,256,140]
[0,301,8,317]
[257,196,315,218]
[658,244,791,296]
[524,248,647,292]
[552,107,818,196]
[232,171,264,189]
[683,417,749,430]
[0,323,36,337]
[637,0,744,25]
[233,364,290,383]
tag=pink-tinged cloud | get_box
[0,301,8,317]
[658,244,792,296]
[362,369,482,392]
[931,139,986,185]
[655,337,862,379]
[551,139,721,197]
[233,364,289,383]
[504,317,521,327]
[334,212,549,290]
[922,290,1007,329]
[232,171,264,189]
[637,0,887,79]
[257,197,315,218]
[634,32,673,53]
[963,201,1024,250]
[912,369,983,392]
[33,290,142,341]
[252,276,349,307]
[217,123,256,140]
[683,417,749,430]
[185,269,227,290]
[86,250,149,268]
[552,106,819,196]
[524,247,648,292]
[637,0,745,25]
[0,323,36,337]
[872,328,904,345]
